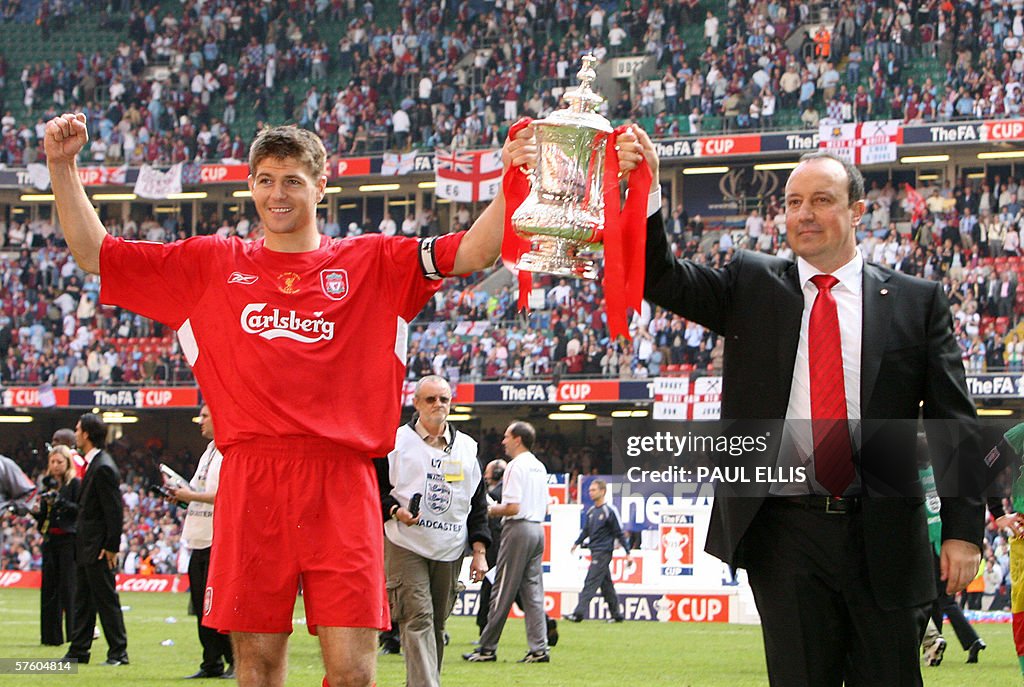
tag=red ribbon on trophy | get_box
[501,117,651,341]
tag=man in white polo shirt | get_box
[166,405,234,679]
[464,421,551,664]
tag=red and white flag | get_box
[905,183,926,223]
[819,119,902,165]
[434,148,502,202]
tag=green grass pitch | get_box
[0,589,1020,686]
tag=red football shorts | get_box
[203,437,389,635]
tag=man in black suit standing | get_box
[631,126,985,686]
[64,413,129,666]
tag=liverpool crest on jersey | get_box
[319,269,350,301]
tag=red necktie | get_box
[808,275,854,496]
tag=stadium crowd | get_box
[1,0,1024,164]
[4,164,1024,386]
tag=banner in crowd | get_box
[0,571,189,592]
[381,152,417,175]
[451,588,732,622]
[818,119,902,165]
[4,374,1020,409]
[134,163,183,199]
[653,376,722,420]
[434,148,502,202]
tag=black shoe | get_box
[966,638,986,663]
[517,650,550,663]
[546,617,558,647]
[462,649,496,662]
[60,654,88,665]
[379,644,401,656]
[42,641,63,647]
[185,669,223,679]
[220,666,235,679]
[606,617,625,623]
[562,613,583,623]
[100,656,129,666]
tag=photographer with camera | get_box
[31,445,81,646]
[164,404,234,679]
[377,375,489,687]
[1,453,36,569]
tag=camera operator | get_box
[31,445,81,646]
[0,453,36,565]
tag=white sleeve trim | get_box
[178,319,199,366]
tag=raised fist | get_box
[44,112,89,165]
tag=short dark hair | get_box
[796,151,865,204]
[78,413,107,449]
[249,126,327,179]
[507,421,536,450]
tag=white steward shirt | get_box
[502,451,548,522]
[180,441,223,550]
[384,423,482,561]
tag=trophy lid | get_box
[540,54,613,133]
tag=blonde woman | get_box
[32,445,80,646]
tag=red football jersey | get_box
[100,232,462,455]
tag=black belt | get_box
[774,495,861,514]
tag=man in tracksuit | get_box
[563,479,632,623]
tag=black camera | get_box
[408,492,422,518]
[148,483,173,499]
[149,483,187,508]
[38,475,60,503]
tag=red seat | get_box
[996,316,1010,335]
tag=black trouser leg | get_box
[189,547,232,673]
[41,536,77,644]
[67,564,95,660]
[41,542,62,644]
[81,559,128,660]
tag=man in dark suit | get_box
[63,413,129,666]
[632,127,984,686]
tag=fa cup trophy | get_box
[510,54,612,279]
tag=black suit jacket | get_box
[75,451,124,563]
[644,213,984,610]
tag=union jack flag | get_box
[434,148,474,175]
[434,148,502,202]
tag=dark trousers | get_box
[189,547,233,674]
[743,501,929,687]
[476,579,493,634]
[572,550,622,620]
[40,534,76,645]
[68,559,128,661]
[930,552,979,650]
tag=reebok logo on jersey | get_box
[241,303,336,344]
[228,272,259,285]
